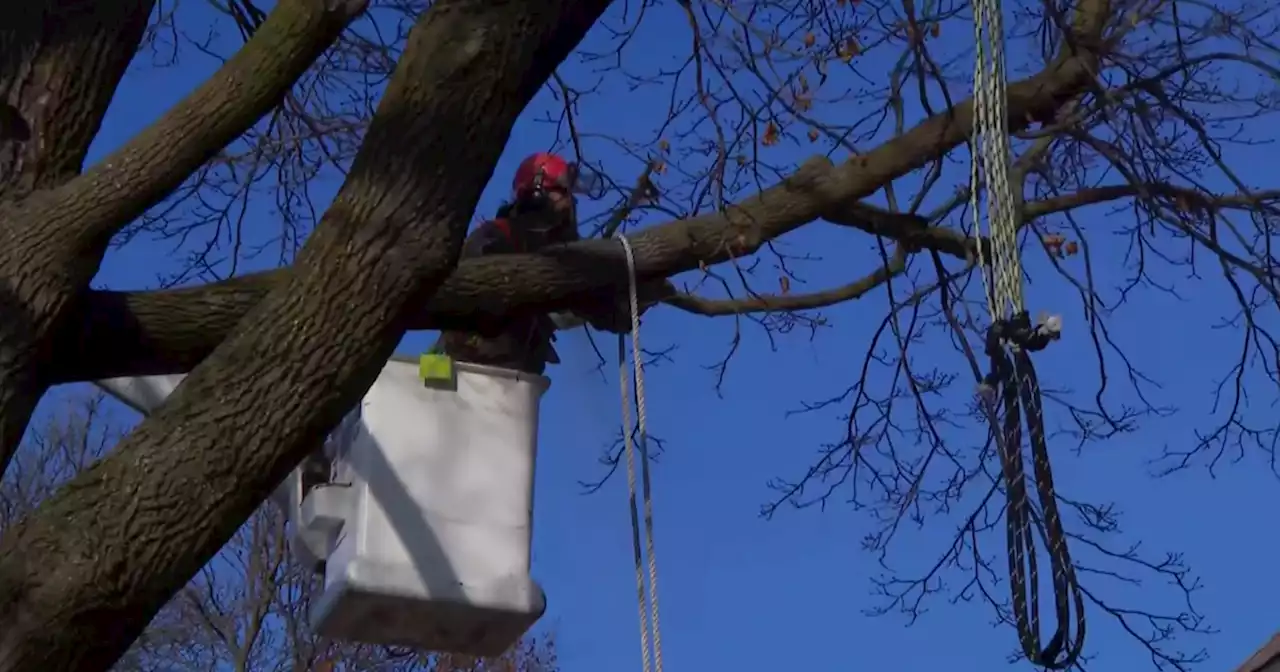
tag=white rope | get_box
[970,0,1064,352]
[614,233,664,672]
[969,0,1023,321]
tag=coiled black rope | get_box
[980,312,1086,670]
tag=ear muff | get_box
[527,165,548,204]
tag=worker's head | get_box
[512,152,576,214]
[509,152,600,243]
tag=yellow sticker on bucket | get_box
[418,353,454,384]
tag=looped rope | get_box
[614,234,664,672]
[979,315,1084,669]
[969,0,1086,662]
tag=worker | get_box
[295,154,625,564]
[433,151,609,374]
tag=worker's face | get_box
[546,189,579,242]
[516,188,579,246]
[546,188,575,216]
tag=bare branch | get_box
[12,0,367,255]
[667,246,907,316]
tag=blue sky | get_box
[44,0,1280,669]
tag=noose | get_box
[971,0,1086,665]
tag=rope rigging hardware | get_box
[969,0,1086,664]
[614,233,665,672]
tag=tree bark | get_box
[0,0,611,669]
[0,0,158,472]
[0,0,155,197]
[0,0,366,473]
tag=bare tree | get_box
[0,392,122,530]
[0,0,1276,669]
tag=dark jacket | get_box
[432,205,578,375]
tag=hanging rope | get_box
[614,234,664,672]
[969,0,1086,666]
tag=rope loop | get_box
[980,321,1084,670]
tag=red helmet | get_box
[511,152,605,201]
[513,152,573,199]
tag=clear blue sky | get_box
[48,0,1280,669]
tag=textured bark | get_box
[52,49,1100,383]
[0,0,158,473]
[0,0,155,198]
[0,0,611,669]
[0,0,365,473]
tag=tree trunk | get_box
[0,0,155,197]
[0,0,612,669]
[0,0,157,471]
[0,344,40,478]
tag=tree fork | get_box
[0,0,367,473]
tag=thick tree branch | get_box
[53,265,675,381]
[77,171,1259,381]
[0,0,156,198]
[5,0,365,257]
